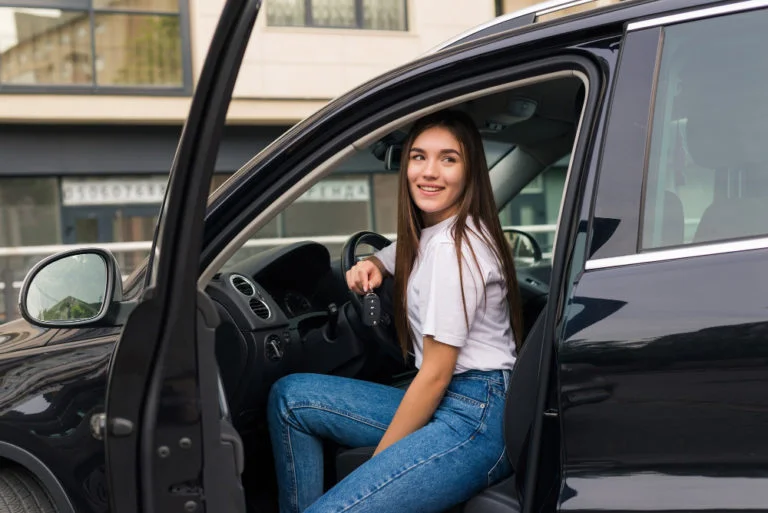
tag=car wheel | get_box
[0,466,57,513]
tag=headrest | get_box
[679,36,768,169]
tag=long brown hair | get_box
[393,110,524,357]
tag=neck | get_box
[422,207,458,227]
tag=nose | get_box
[422,157,439,179]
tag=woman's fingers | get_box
[346,262,380,294]
[346,269,361,294]
[368,273,382,291]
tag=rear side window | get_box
[641,9,768,249]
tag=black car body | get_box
[2,0,768,511]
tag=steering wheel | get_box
[341,231,401,359]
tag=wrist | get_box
[366,256,388,277]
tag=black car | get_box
[2,0,767,511]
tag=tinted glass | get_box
[642,10,768,248]
[93,0,179,11]
[500,156,569,263]
[267,0,407,30]
[362,0,406,30]
[0,8,92,85]
[94,13,182,86]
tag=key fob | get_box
[362,292,381,327]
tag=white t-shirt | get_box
[374,215,517,374]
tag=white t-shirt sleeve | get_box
[372,241,396,275]
[420,241,485,348]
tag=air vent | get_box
[230,274,255,296]
[249,298,271,320]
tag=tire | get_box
[0,466,56,513]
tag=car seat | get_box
[680,43,768,244]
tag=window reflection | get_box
[0,8,92,85]
[0,2,185,89]
[94,14,182,86]
[362,0,406,31]
[0,178,62,324]
[312,0,356,28]
[25,253,107,322]
[267,0,407,30]
[267,0,306,27]
[93,0,180,12]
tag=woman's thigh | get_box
[306,387,507,513]
[268,373,405,448]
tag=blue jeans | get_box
[267,370,512,513]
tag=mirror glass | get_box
[25,253,108,323]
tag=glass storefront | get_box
[0,157,565,323]
[0,172,400,323]
[0,178,62,322]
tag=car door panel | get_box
[560,249,768,511]
[559,4,768,512]
[104,0,261,511]
[0,340,112,513]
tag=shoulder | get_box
[425,218,500,268]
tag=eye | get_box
[410,153,425,161]
[442,156,457,163]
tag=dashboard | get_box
[205,242,367,427]
[204,238,551,429]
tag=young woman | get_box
[267,109,524,513]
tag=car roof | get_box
[431,0,630,53]
[430,0,729,54]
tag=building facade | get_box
[0,0,501,321]
[0,0,625,321]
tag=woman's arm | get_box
[373,336,459,455]
[366,255,390,278]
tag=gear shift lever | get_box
[325,303,339,341]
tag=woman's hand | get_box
[346,257,385,294]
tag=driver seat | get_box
[335,313,548,512]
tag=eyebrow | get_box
[409,147,462,157]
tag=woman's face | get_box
[406,126,467,227]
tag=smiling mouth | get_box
[418,185,444,193]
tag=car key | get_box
[362,292,381,327]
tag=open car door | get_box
[102,1,261,511]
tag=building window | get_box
[0,0,186,91]
[267,0,407,31]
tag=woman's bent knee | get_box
[268,373,326,419]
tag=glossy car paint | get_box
[0,325,117,512]
[558,2,768,510]
[559,248,768,511]
[0,0,756,511]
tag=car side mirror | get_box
[19,248,124,328]
[504,229,543,267]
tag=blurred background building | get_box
[0,0,618,322]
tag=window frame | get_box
[266,0,409,32]
[585,0,768,271]
[0,0,192,95]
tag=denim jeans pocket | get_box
[444,389,486,409]
[439,379,491,432]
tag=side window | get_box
[641,9,768,249]
[499,156,569,264]
[223,168,395,268]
